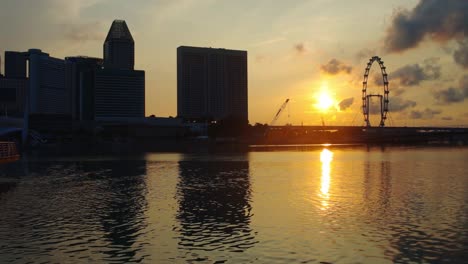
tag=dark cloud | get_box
[294,43,306,54]
[454,40,468,69]
[338,97,354,111]
[410,108,442,120]
[441,116,453,121]
[383,0,468,69]
[384,0,468,53]
[434,87,464,104]
[373,59,440,87]
[391,62,440,86]
[433,75,468,104]
[389,97,417,112]
[372,72,385,86]
[321,59,353,75]
[461,75,468,96]
[368,97,416,115]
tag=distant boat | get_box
[0,142,20,163]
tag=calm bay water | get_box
[0,146,467,263]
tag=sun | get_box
[315,82,335,112]
[316,92,334,111]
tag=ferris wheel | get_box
[362,56,389,127]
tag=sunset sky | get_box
[1,0,467,126]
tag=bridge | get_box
[261,125,468,145]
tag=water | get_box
[0,146,467,263]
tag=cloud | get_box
[441,116,453,121]
[433,75,468,104]
[355,48,376,61]
[389,97,417,112]
[294,43,306,54]
[434,87,465,104]
[367,97,416,115]
[320,59,353,75]
[338,97,354,111]
[373,59,440,88]
[384,0,468,53]
[392,87,405,96]
[461,75,468,96]
[409,108,442,120]
[61,22,105,42]
[383,0,468,69]
[392,61,441,86]
[454,40,468,69]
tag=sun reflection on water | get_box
[320,148,333,209]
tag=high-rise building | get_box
[82,19,145,120]
[93,68,145,119]
[177,46,248,123]
[103,20,135,70]
[27,49,67,114]
[1,49,66,116]
[65,56,103,120]
[5,51,27,79]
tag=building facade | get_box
[64,20,145,120]
[93,68,145,119]
[91,20,144,119]
[27,49,67,115]
[0,78,28,116]
[103,20,135,70]
[65,56,103,120]
[177,46,248,123]
[5,51,27,79]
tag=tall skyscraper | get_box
[91,19,144,119]
[1,49,67,116]
[65,57,103,120]
[103,20,135,70]
[177,46,248,123]
[27,49,67,114]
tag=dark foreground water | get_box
[0,145,467,263]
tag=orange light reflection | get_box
[320,148,333,209]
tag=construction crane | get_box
[270,99,290,126]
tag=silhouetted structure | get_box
[104,20,135,70]
[177,46,248,123]
[94,20,144,119]
[26,49,67,115]
[362,56,389,127]
[1,52,28,116]
[93,68,145,118]
[0,78,28,116]
[4,51,27,79]
[1,50,68,117]
[65,56,103,120]
[66,20,145,120]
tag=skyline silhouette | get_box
[0,0,467,127]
